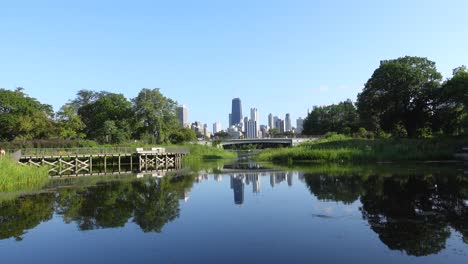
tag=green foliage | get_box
[55,103,85,139]
[132,88,179,144]
[303,99,359,135]
[357,56,443,137]
[168,128,197,144]
[0,157,49,193]
[78,92,133,143]
[0,88,54,141]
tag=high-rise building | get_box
[273,116,279,129]
[231,98,242,126]
[268,113,274,129]
[177,105,188,127]
[229,113,232,127]
[275,118,285,133]
[246,119,258,139]
[296,117,304,134]
[250,108,258,122]
[203,124,211,138]
[213,122,222,134]
[285,113,292,132]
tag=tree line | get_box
[303,56,467,138]
[0,88,196,145]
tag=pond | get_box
[0,162,467,264]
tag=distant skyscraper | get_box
[275,118,285,133]
[273,116,279,129]
[213,121,222,134]
[250,108,258,122]
[231,98,242,126]
[177,105,188,127]
[246,119,258,139]
[285,113,292,132]
[296,117,304,134]
[229,113,232,127]
[268,113,274,129]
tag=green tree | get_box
[357,56,443,137]
[132,88,179,144]
[0,88,54,141]
[78,92,133,143]
[303,99,359,135]
[55,102,86,139]
[168,127,196,144]
[433,66,468,135]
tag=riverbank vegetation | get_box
[184,144,236,161]
[0,156,49,193]
[256,134,466,163]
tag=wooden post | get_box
[104,155,107,173]
[130,155,133,171]
[90,156,93,175]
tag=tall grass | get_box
[256,134,466,163]
[184,144,237,161]
[0,156,49,193]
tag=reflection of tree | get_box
[131,178,181,232]
[303,170,468,256]
[56,182,134,230]
[303,173,363,204]
[54,175,195,233]
[0,193,54,241]
[361,176,450,256]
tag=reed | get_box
[256,134,465,163]
[0,156,49,193]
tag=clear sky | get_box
[1,0,467,129]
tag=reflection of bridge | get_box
[219,138,318,149]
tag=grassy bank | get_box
[256,134,466,163]
[184,144,237,161]
[0,156,49,193]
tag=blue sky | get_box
[1,0,467,129]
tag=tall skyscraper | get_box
[273,116,279,129]
[229,113,232,127]
[250,108,258,122]
[177,105,188,127]
[268,113,274,129]
[285,113,292,132]
[296,117,304,134]
[213,121,222,134]
[231,98,242,126]
[275,118,285,133]
[246,119,258,138]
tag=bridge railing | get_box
[18,146,190,156]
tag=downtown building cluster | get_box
[177,97,305,139]
[227,98,304,139]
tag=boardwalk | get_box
[17,147,187,176]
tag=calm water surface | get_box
[0,163,467,263]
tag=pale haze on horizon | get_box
[1,0,467,129]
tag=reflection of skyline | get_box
[191,171,307,205]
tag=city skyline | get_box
[2,1,467,128]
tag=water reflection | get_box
[0,175,195,240]
[0,163,467,258]
[301,171,468,256]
